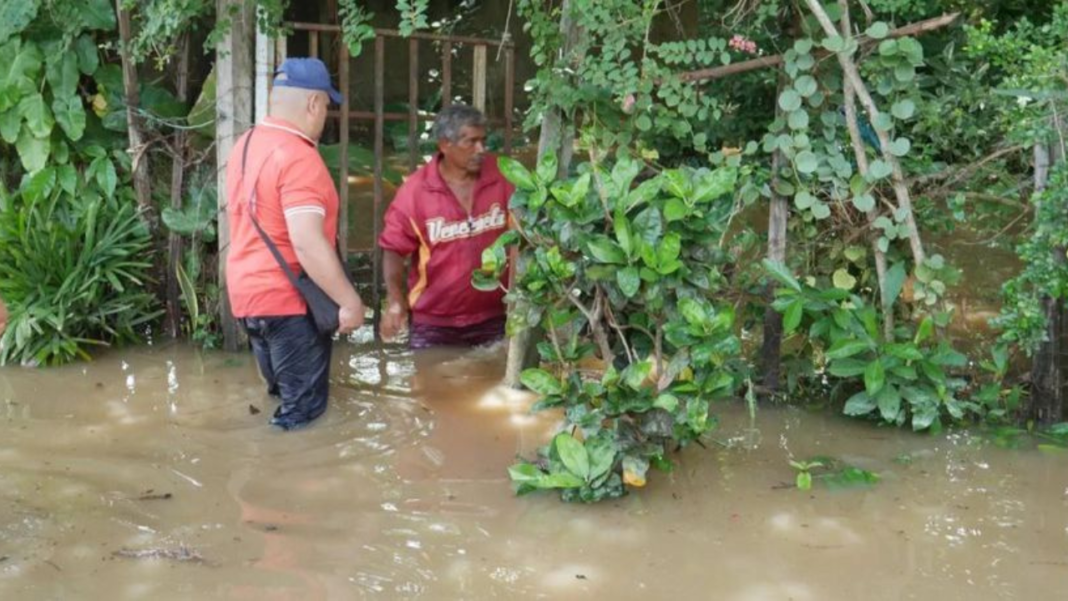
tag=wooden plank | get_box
[275,35,287,65]
[286,22,513,47]
[372,35,385,335]
[408,38,419,173]
[338,45,350,265]
[442,41,452,108]
[504,46,514,154]
[309,31,319,58]
[254,10,270,124]
[215,0,254,351]
[472,45,487,112]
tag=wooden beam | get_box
[372,35,385,336]
[408,38,419,172]
[473,45,487,112]
[115,1,153,222]
[678,12,960,83]
[216,0,254,352]
[338,45,351,264]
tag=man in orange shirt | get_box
[226,58,365,430]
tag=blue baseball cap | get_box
[273,58,344,105]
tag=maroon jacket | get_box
[378,154,514,327]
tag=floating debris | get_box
[112,546,208,565]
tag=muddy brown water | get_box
[1,333,1065,600]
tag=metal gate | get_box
[256,22,515,334]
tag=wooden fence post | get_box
[216,0,254,352]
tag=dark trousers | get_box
[408,314,506,349]
[243,315,332,430]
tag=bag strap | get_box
[240,127,304,289]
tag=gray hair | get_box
[432,104,486,143]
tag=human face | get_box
[440,125,487,176]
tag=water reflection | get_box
[0,341,1065,600]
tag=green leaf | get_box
[554,433,590,480]
[21,166,55,202]
[614,208,633,256]
[74,35,99,75]
[587,236,627,264]
[46,52,79,99]
[844,391,876,415]
[794,75,818,97]
[833,268,857,290]
[811,202,831,219]
[497,156,535,190]
[794,191,815,210]
[795,151,818,174]
[0,105,20,143]
[631,207,662,247]
[57,164,77,196]
[778,89,802,112]
[618,266,641,298]
[852,193,875,212]
[622,359,653,389]
[872,113,893,132]
[864,359,886,396]
[658,232,681,265]
[891,99,916,120]
[828,358,869,377]
[653,393,679,412]
[82,0,117,31]
[19,93,53,138]
[894,65,915,83]
[636,114,652,131]
[797,471,813,491]
[586,435,616,481]
[876,384,901,421]
[520,368,563,396]
[822,35,846,52]
[664,198,689,221]
[0,0,38,44]
[868,160,893,180]
[15,127,49,172]
[887,137,911,157]
[52,96,86,141]
[885,263,907,306]
[763,259,802,292]
[783,299,803,334]
[536,151,559,183]
[826,339,873,360]
[788,109,809,130]
[866,22,890,39]
[94,157,117,197]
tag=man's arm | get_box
[380,249,409,341]
[286,213,365,334]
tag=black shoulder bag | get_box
[241,127,343,335]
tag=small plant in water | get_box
[787,456,880,491]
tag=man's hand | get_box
[338,302,365,335]
[380,301,408,341]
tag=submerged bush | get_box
[0,173,159,366]
[478,152,745,502]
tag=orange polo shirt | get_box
[225,118,339,318]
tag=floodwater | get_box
[1,334,1065,600]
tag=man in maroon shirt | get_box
[378,104,514,348]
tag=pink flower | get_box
[622,93,636,114]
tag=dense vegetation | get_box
[0,1,1064,498]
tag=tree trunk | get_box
[1029,143,1067,423]
[216,0,255,351]
[503,0,581,388]
[166,34,190,339]
[761,146,788,397]
[838,0,892,338]
[803,0,925,267]
[115,1,154,223]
